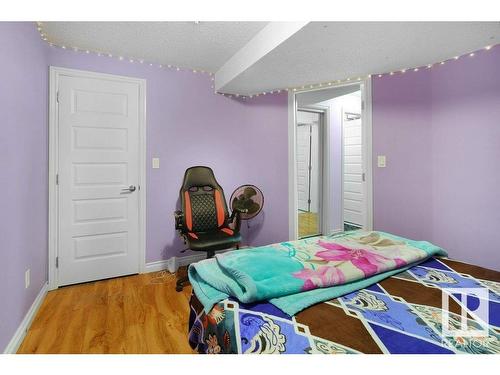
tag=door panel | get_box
[344,210,362,226]
[58,74,141,286]
[73,232,128,260]
[73,163,128,186]
[73,127,128,150]
[73,198,127,223]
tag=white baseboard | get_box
[144,258,177,273]
[3,282,49,354]
[144,248,239,274]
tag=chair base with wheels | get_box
[175,245,239,292]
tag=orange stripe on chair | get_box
[214,189,225,227]
[184,191,193,231]
[188,232,198,239]
[221,228,234,236]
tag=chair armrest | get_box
[174,210,184,231]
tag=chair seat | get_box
[186,229,241,252]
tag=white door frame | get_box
[288,79,373,240]
[48,66,147,290]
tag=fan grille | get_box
[230,185,264,220]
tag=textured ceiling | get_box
[41,22,500,95]
[41,21,268,72]
[223,22,500,94]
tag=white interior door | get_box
[343,113,365,228]
[57,73,142,286]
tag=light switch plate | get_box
[377,155,386,168]
[152,158,160,169]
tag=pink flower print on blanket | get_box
[315,240,407,278]
[293,266,346,291]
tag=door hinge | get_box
[56,173,59,185]
[362,172,366,182]
[55,257,59,268]
[56,91,59,103]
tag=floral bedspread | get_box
[189,231,445,316]
[188,257,500,354]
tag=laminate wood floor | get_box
[298,211,319,238]
[17,269,196,354]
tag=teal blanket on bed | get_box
[188,231,447,315]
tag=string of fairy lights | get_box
[36,22,497,100]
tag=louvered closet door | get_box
[343,116,365,228]
[57,74,141,286]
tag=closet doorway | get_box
[296,109,324,238]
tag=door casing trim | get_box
[288,79,373,240]
[48,66,147,290]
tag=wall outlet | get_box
[25,269,30,289]
[377,155,387,168]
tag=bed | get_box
[187,232,500,354]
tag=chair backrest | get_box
[180,166,229,233]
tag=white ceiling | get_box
[41,22,268,72]
[41,22,500,95]
[223,22,500,94]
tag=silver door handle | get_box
[121,185,136,193]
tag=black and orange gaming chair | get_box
[174,166,244,291]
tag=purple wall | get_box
[46,46,290,262]
[372,71,433,240]
[430,47,500,270]
[373,47,500,270]
[0,23,49,351]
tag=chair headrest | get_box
[182,166,221,191]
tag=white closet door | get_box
[343,116,365,227]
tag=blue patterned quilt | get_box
[188,257,500,354]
